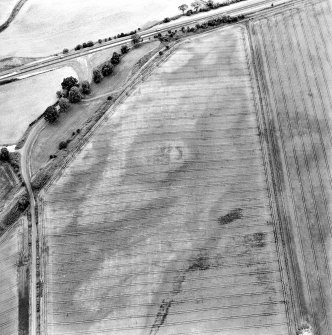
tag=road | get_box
[20,120,45,335]
[17,1,297,334]
[0,0,290,83]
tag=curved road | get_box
[0,0,28,33]
[20,120,45,335]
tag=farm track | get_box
[249,1,332,333]
[0,0,28,33]
[38,26,289,335]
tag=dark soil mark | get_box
[149,208,244,333]
[187,252,210,272]
[150,299,173,335]
[244,232,266,248]
[218,208,243,225]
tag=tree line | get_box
[163,0,246,23]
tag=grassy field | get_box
[39,26,289,335]
[0,216,27,335]
[249,0,332,333]
[30,41,159,175]
[0,66,77,145]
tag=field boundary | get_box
[246,18,300,335]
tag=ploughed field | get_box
[0,217,26,335]
[39,27,289,334]
[249,0,332,333]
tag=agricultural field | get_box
[0,216,28,335]
[39,26,290,335]
[0,66,77,145]
[30,41,159,175]
[249,0,332,333]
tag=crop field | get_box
[249,0,332,333]
[0,164,18,210]
[39,26,289,335]
[0,217,26,335]
[0,66,77,145]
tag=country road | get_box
[0,0,28,33]
[20,120,45,335]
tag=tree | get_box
[178,4,188,14]
[44,106,58,123]
[63,48,69,54]
[111,52,121,65]
[75,44,82,50]
[93,69,103,83]
[58,98,70,113]
[56,90,63,99]
[206,0,214,8]
[131,33,142,46]
[102,63,113,77]
[80,80,91,95]
[68,87,82,103]
[61,76,79,91]
[191,1,201,11]
[121,45,129,54]
[0,147,9,161]
[58,141,67,150]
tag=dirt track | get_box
[0,0,28,33]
